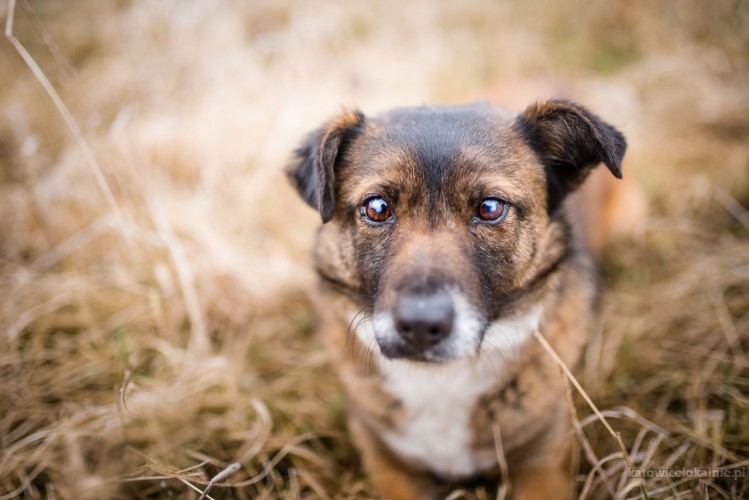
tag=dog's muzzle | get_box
[371,288,485,362]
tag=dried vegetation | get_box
[1,0,748,498]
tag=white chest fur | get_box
[373,308,543,479]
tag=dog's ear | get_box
[287,109,365,223]
[515,99,626,213]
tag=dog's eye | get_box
[361,197,393,223]
[477,198,508,222]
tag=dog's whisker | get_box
[344,307,374,371]
[481,337,509,377]
[364,336,379,378]
[348,310,375,370]
[345,306,372,341]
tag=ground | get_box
[1,0,748,498]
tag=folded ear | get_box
[515,99,627,213]
[286,109,364,223]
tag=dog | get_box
[287,100,627,499]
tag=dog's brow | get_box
[450,146,538,210]
[341,148,423,207]
[343,177,401,207]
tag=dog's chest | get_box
[377,357,504,479]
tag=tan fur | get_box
[290,101,628,499]
[313,217,594,499]
[568,168,647,257]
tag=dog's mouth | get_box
[376,338,476,363]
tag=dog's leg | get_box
[510,462,573,500]
[507,418,574,500]
[347,414,437,500]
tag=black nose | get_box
[394,292,454,349]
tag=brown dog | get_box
[287,100,627,499]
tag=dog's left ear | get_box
[515,99,626,213]
[287,109,365,223]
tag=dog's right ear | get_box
[287,109,365,223]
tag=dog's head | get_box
[288,101,625,362]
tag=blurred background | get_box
[1,0,747,498]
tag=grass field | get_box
[1,0,748,498]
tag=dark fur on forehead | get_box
[287,109,365,222]
[375,104,500,195]
[339,103,511,217]
[515,99,626,213]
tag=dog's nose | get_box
[394,292,454,349]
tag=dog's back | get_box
[567,167,646,257]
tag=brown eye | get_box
[477,198,508,222]
[361,197,393,223]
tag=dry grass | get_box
[1,0,748,498]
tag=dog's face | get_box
[289,101,625,362]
